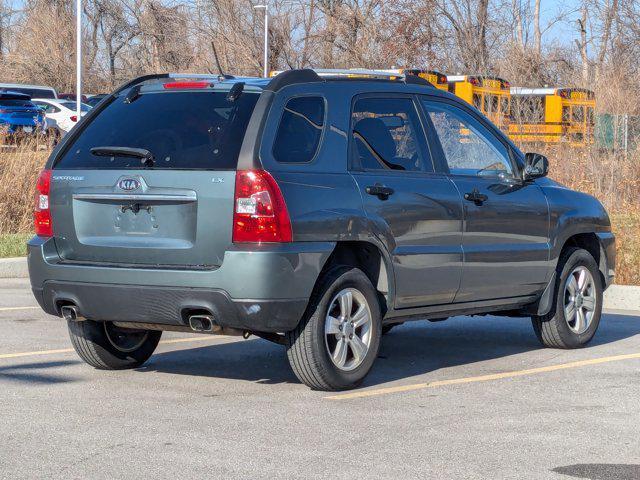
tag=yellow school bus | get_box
[508,88,596,147]
[447,75,511,130]
[377,69,449,91]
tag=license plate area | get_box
[72,197,197,249]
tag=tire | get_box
[532,247,603,349]
[285,266,382,391]
[67,320,162,369]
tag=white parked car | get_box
[31,98,91,133]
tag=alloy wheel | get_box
[324,288,373,371]
[563,266,597,335]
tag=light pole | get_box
[75,0,82,120]
[254,2,269,77]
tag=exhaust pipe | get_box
[186,312,244,336]
[61,305,85,322]
[189,314,215,333]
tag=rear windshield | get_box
[0,99,35,107]
[55,90,260,170]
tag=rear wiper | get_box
[90,146,155,168]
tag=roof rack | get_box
[266,68,434,91]
[314,68,405,80]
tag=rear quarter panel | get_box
[258,83,368,243]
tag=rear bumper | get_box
[28,237,335,332]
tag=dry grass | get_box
[0,143,638,284]
[0,143,48,235]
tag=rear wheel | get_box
[532,248,603,349]
[67,320,162,369]
[286,266,382,391]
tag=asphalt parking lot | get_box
[2,278,639,479]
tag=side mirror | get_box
[523,152,549,180]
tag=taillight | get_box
[233,170,292,243]
[70,115,78,122]
[34,169,53,237]
[163,81,210,89]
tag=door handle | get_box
[366,184,394,200]
[464,188,488,206]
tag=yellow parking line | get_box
[0,348,75,360]
[0,306,40,312]
[0,335,229,360]
[326,352,640,400]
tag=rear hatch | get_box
[50,82,261,268]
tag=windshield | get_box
[55,90,260,170]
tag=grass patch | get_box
[610,213,640,286]
[0,233,32,258]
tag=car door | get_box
[420,97,550,303]
[349,94,463,309]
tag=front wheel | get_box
[532,247,603,349]
[68,320,162,369]
[286,266,382,391]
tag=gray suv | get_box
[28,69,615,391]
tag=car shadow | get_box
[140,312,640,389]
[0,359,81,385]
[553,463,640,479]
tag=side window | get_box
[351,97,432,172]
[423,101,513,178]
[273,96,324,163]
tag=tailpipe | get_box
[188,314,215,333]
[61,305,85,322]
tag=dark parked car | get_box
[28,70,615,391]
[58,93,89,103]
[85,94,108,107]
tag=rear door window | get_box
[351,97,432,172]
[272,96,324,163]
[55,90,260,170]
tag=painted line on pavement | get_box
[0,335,230,360]
[326,352,640,400]
[0,306,40,312]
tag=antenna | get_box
[211,41,232,81]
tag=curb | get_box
[604,285,640,313]
[0,257,28,278]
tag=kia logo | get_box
[118,178,141,191]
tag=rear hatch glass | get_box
[51,88,260,267]
[56,90,259,170]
